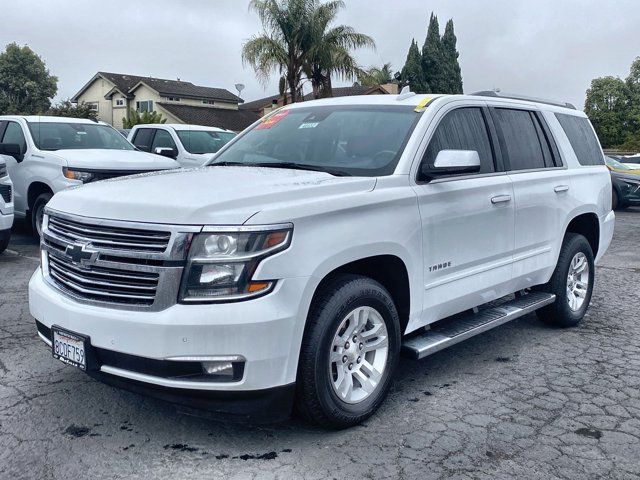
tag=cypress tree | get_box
[442,19,463,94]
[400,39,429,93]
[422,13,445,93]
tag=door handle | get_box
[491,195,512,204]
[554,185,569,193]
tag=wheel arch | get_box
[27,181,53,212]
[564,212,600,258]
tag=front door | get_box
[412,105,515,327]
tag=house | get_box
[240,84,396,117]
[71,72,259,132]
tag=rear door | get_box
[490,107,572,290]
[413,103,515,325]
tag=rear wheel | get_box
[31,193,52,240]
[295,275,401,428]
[536,233,595,327]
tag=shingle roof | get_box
[157,103,259,132]
[239,94,285,111]
[74,72,242,103]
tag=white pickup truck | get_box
[0,116,179,237]
[29,92,614,428]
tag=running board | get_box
[402,292,556,360]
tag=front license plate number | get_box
[52,327,87,370]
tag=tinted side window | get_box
[132,128,154,152]
[424,107,495,174]
[555,113,604,166]
[151,129,177,151]
[492,109,546,171]
[2,122,27,153]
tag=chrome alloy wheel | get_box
[566,252,589,311]
[35,205,45,238]
[329,306,389,404]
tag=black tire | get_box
[536,233,595,327]
[295,274,401,429]
[30,192,52,240]
[612,189,619,210]
[0,229,10,254]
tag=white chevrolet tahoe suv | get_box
[29,92,615,428]
[0,157,13,253]
[0,116,179,237]
[128,124,236,168]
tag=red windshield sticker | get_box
[256,109,289,130]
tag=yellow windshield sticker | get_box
[414,97,432,112]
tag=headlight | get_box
[63,167,95,183]
[179,224,292,302]
[624,179,640,187]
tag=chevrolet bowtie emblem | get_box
[65,243,98,266]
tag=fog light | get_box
[202,361,234,376]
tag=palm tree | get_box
[304,1,375,99]
[242,0,375,102]
[242,0,312,104]
[356,63,394,87]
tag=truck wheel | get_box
[612,189,619,210]
[536,233,595,327]
[295,274,401,428]
[31,193,52,240]
[0,229,10,254]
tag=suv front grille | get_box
[48,215,171,253]
[48,254,159,306]
[0,184,11,203]
[41,210,199,311]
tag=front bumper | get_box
[30,268,311,403]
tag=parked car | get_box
[0,116,180,238]
[128,124,236,167]
[117,129,131,138]
[30,92,614,428]
[0,156,13,253]
[605,156,640,209]
[620,154,640,169]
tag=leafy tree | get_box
[422,13,446,94]
[242,0,312,103]
[122,109,166,129]
[400,40,429,93]
[441,20,463,94]
[305,1,375,98]
[584,77,631,149]
[47,99,98,120]
[0,43,57,114]
[356,63,395,87]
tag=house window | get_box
[165,97,181,102]
[115,98,125,107]
[202,99,215,105]
[136,100,153,113]
[87,102,99,112]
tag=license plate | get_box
[52,326,87,370]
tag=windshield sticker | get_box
[414,97,433,112]
[256,109,289,130]
[299,122,319,129]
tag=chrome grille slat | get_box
[48,226,168,251]
[49,260,158,292]
[48,256,158,283]
[49,270,156,302]
[49,217,171,243]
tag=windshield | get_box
[606,156,632,170]
[211,105,421,176]
[28,122,134,151]
[177,130,235,154]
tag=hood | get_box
[50,149,180,170]
[47,166,377,225]
[611,169,640,181]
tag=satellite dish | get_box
[234,83,245,97]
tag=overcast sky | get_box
[1,0,638,109]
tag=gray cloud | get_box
[1,0,638,109]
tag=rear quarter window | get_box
[555,114,604,166]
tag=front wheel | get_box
[0,229,10,254]
[31,193,52,240]
[536,233,595,327]
[295,275,401,428]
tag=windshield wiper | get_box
[211,161,351,176]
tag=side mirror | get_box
[420,150,481,181]
[0,143,24,162]
[154,147,177,159]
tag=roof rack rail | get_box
[471,91,576,110]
